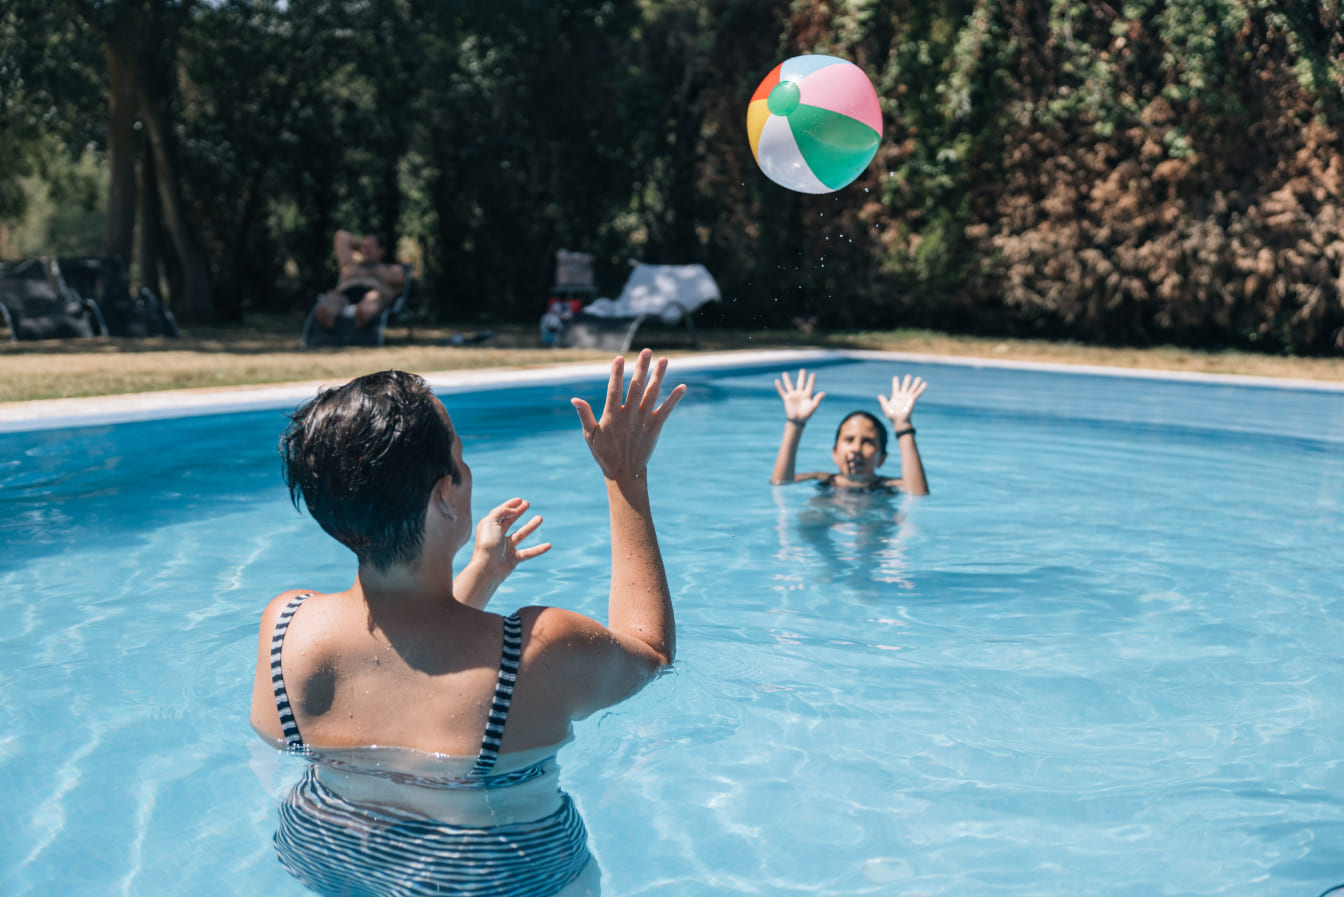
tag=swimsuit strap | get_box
[270,592,314,751]
[471,612,523,776]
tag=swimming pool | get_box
[2,351,1343,896]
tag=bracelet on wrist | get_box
[786,417,808,426]
[893,426,915,438]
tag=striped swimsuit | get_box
[269,593,592,897]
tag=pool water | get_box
[2,354,1343,896]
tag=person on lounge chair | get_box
[314,229,406,330]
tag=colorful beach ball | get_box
[746,55,882,194]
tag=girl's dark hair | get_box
[280,370,458,571]
[833,411,888,456]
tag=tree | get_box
[62,0,214,322]
[0,1,103,239]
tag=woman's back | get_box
[256,588,583,759]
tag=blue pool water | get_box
[2,352,1343,896]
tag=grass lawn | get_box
[1,313,1341,404]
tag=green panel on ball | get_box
[787,105,880,190]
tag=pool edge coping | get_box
[2,347,1341,433]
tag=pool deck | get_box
[2,348,1341,433]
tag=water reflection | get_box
[773,485,914,595]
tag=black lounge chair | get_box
[57,257,179,338]
[301,264,414,348]
[0,258,107,341]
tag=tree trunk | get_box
[135,133,164,300]
[137,77,213,324]
[103,31,138,263]
[214,169,263,323]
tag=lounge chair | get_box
[301,264,414,348]
[558,263,721,353]
[0,258,107,341]
[57,256,179,338]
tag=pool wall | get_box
[3,349,1341,435]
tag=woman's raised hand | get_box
[572,349,686,482]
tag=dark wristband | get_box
[787,418,808,426]
[893,427,915,438]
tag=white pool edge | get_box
[2,347,1341,433]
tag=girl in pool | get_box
[250,349,684,897]
[770,367,930,494]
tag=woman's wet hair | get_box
[280,370,458,571]
[833,411,888,456]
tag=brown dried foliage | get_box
[972,5,1344,352]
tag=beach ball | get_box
[746,55,882,194]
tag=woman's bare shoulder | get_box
[256,589,341,637]
[514,605,607,646]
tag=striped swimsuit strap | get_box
[270,592,314,750]
[271,596,524,767]
[471,611,523,776]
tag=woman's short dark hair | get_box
[280,370,458,571]
[833,411,888,456]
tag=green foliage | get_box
[5,0,1342,350]
[0,0,103,223]
[1,142,107,257]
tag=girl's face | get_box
[832,415,886,478]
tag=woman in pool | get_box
[770,367,930,494]
[249,349,684,897]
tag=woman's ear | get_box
[432,476,456,520]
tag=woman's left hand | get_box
[471,497,551,578]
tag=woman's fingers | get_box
[640,356,669,412]
[571,397,598,434]
[624,350,651,408]
[515,541,552,561]
[603,356,625,416]
[510,514,544,542]
[656,382,687,416]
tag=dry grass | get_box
[1,313,1341,405]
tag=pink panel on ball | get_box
[797,63,881,134]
